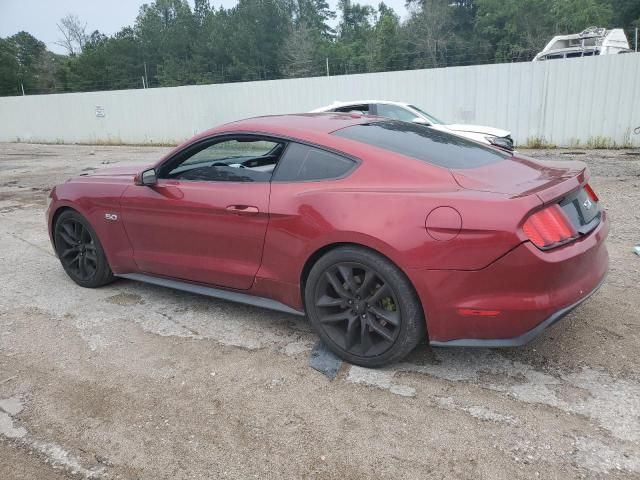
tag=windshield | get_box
[408,105,445,125]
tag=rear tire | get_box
[305,246,425,367]
[54,210,115,288]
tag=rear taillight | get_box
[523,204,577,249]
[584,183,599,202]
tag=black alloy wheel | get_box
[57,217,98,280]
[54,210,114,288]
[305,246,425,367]
[314,262,401,357]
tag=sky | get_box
[0,0,410,54]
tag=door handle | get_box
[226,205,259,216]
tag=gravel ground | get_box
[0,143,639,480]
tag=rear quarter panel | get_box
[255,146,543,309]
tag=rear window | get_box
[333,121,509,169]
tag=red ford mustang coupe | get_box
[47,114,608,366]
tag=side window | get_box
[375,104,418,122]
[273,143,356,182]
[334,104,370,114]
[161,138,285,182]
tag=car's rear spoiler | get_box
[536,166,588,205]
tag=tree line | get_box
[0,0,638,96]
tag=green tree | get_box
[611,0,640,40]
[551,0,613,33]
[225,0,293,81]
[334,0,374,74]
[283,0,335,77]
[0,38,20,95]
[283,23,320,77]
[135,0,199,85]
[475,0,554,61]
[405,0,460,67]
[3,0,636,97]
[295,0,335,37]
[196,7,235,83]
[3,32,50,93]
[194,0,212,25]
[370,3,403,71]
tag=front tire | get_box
[305,246,425,367]
[54,210,115,288]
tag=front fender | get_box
[47,180,137,272]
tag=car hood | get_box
[451,155,587,202]
[443,123,511,138]
[80,163,150,178]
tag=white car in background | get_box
[312,100,515,151]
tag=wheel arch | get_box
[49,204,120,272]
[300,242,351,296]
[50,205,78,248]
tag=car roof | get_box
[193,113,375,140]
[159,113,425,169]
[161,113,380,159]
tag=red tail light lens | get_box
[584,183,599,202]
[523,205,577,249]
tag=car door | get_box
[119,135,285,290]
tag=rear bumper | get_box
[429,274,606,347]
[409,211,609,345]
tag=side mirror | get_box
[412,117,430,126]
[136,168,157,186]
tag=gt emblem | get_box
[583,199,593,210]
[105,213,118,221]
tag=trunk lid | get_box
[453,154,601,239]
[451,154,588,203]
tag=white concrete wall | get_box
[1,53,639,147]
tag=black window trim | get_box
[156,131,361,184]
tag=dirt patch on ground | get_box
[104,293,145,306]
